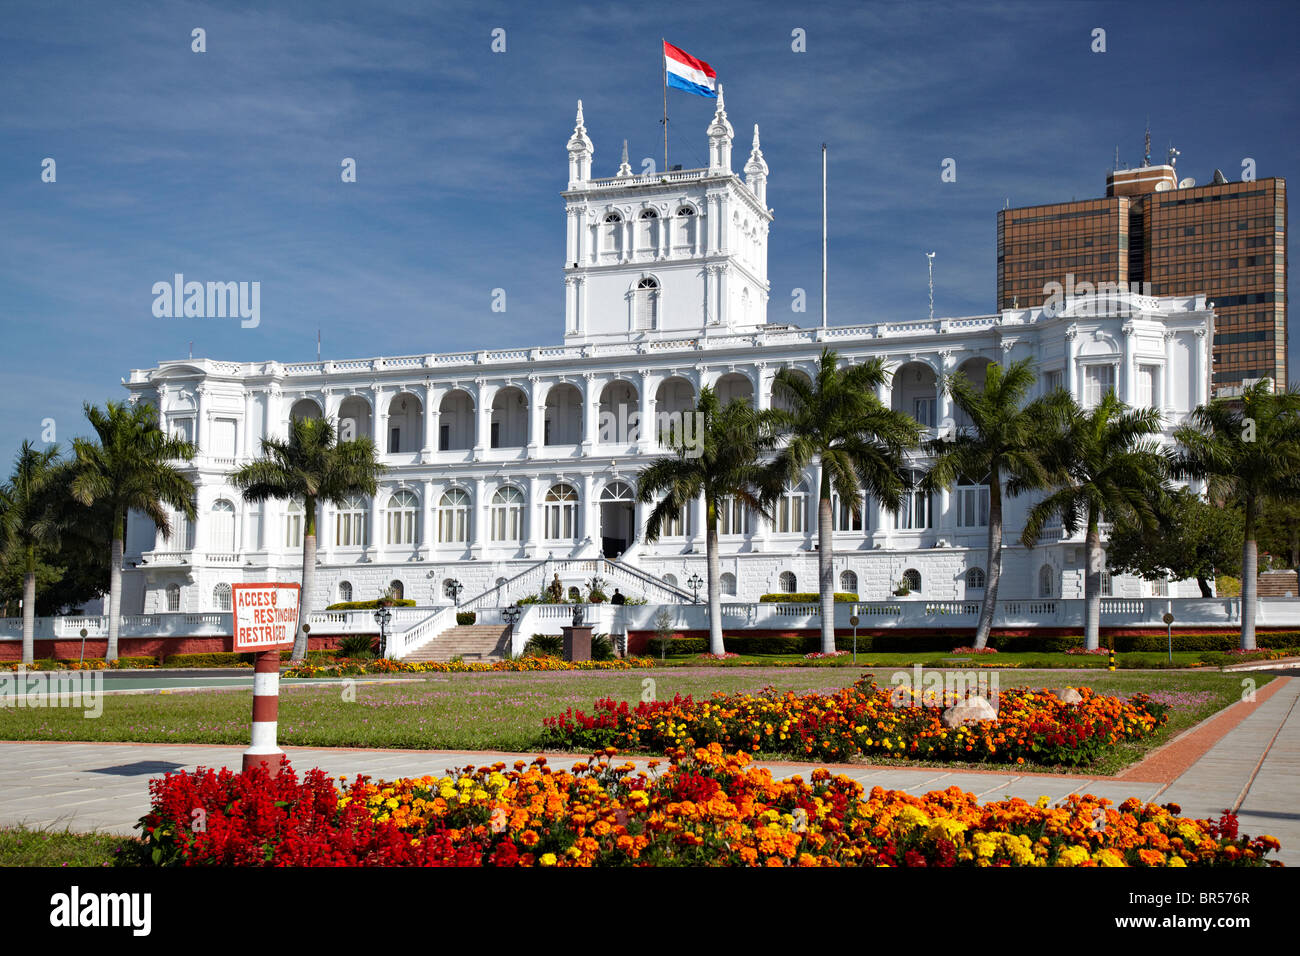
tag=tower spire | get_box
[616,138,633,178]
[707,82,734,171]
[566,99,594,187]
[744,124,768,203]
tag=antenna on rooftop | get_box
[1143,121,1151,167]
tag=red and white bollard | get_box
[242,649,285,774]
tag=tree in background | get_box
[0,442,63,663]
[921,359,1065,649]
[229,415,384,661]
[1170,380,1300,649]
[769,350,920,654]
[70,401,197,661]
[1106,487,1242,597]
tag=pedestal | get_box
[562,626,593,662]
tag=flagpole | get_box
[821,143,828,330]
[661,38,668,172]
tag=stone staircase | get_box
[401,624,511,663]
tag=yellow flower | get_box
[539,853,557,867]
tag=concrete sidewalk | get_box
[0,676,1295,865]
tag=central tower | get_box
[561,88,774,343]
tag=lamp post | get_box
[374,607,392,658]
[503,603,522,653]
[79,628,88,664]
[445,578,463,606]
[687,573,703,605]
[849,614,859,664]
[1162,611,1175,664]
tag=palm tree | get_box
[69,401,197,661]
[0,442,63,663]
[921,359,1065,649]
[1020,391,1165,649]
[637,386,779,656]
[229,416,384,661]
[769,350,921,654]
[1169,380,1300,649]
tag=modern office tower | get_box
[999,150,1286,394]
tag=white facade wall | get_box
[115,96,1215,617]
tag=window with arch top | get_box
[635,276,659,330]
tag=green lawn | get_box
[0,825,122,867]
[0,667,1265,774]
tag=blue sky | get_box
[1,0,1295,458]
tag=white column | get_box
[637,372,655,448]
[374,388,389,455]
[368,487,384,561]
[473,383,490,456]
[1065,329,1078,400]
[193,386,206,457]
[1121,326,1136,405]
[524,475,541,556]
[581,473,598,550]
[528,380,545,458]
[242,390,256,460]
[422,385,438,459]
[1195,329,1209,405]
[582,375,599,451]
[470,477,485,555]
[1163,332,1176,411]
[422,478,436,557]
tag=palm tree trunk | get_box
[706,499,723,656]
[1084,511,1102,651]
[106,533,124,662]
[293,500,317,662]
[1241,498,1258,651]
[21,568,36,665]
[818,469,834,654]
[974,473,1001,650]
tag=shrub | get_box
[325,599,416,610]
[523,634,563,658]
[759,592,858,603]
[456,611,477,625]
[590,632,614,661]
[335,635,377,660]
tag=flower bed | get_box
[539,677,1169,767]
[119,746,1280,867]
[283,656,657,678]
[0,657,157,671]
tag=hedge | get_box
[456,611,477,625]
[325,599,416,610]
[3,656,160,670]
[758,593,858,603]
[161,649,338,668]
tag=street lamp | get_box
[1162,611,1175,664]
[686,573,703,604]
[373,607,392,658]
[503,604,522,649]
[79,628,88,664]
[445,578,463,606]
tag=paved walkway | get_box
[1,676,1296,864]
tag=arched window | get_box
[635,276,659,330]
[840,570,859,594]
[386,489,419,545]
[663,573,678,588]
[777,483,807,534]
[334,495,368,547]
[568,586,581,601]
[491,486,524,542]
[967,567,986,591]
[718,496,749,536]
[438,489,470,544]
[897,470,931,530]
[284,500,303,549]
[338,581,353,603]
[675,206,697,247]
[545,484,578,540]
[213,582,232,612]
[720,572,737,596]
[388,580,404,601]
[637,208,659,253]
[165,583,181,612]
[902,569,922,593]
[602,212,622,254]
[779,571,798,593]
[1039,565,1055,598]
[209,499,236,553]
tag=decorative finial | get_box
[715,83,725,110]
[616,138,632,178]
[576,100,585,128]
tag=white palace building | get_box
[116,92,1218,631]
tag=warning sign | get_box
[231,583,301,652]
